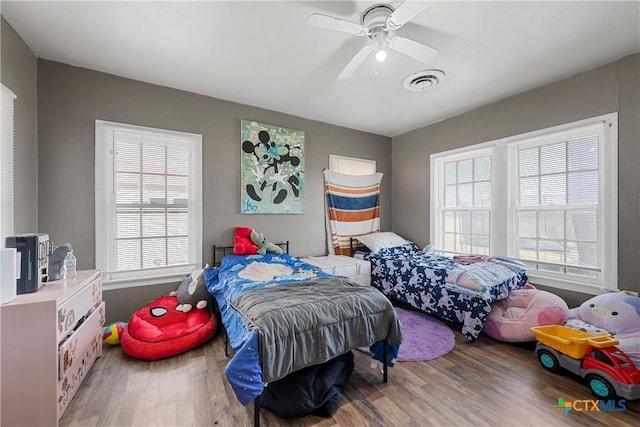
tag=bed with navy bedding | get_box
[358,241,528,343]
[203,252,403,409]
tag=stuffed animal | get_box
[170,265,216,313]
[250,230,283,255]
[565,292,640,365]
[234,226,259,255]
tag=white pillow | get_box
[357,232,408,254]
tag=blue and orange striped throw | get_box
[323,170,383,255]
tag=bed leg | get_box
[254,395,260,427]
[383,338,388,383]
[224,335,228,357]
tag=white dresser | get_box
[1,269,104,426]
[302,255,371,286]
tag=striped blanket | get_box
[323,170,383,255]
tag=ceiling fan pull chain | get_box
[372,54,379,77]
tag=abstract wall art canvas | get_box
[240,120,305,214]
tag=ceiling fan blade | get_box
[307,13,369,36]
[386,1,432,30]
[337,45,374,80]
[388,36,438,64]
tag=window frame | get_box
[329,154,376,175]
[431,147,493,257]
[95,120,203,289]
[430,113,618,295]
[1,84,16,246]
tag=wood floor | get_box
[61,331,639,426]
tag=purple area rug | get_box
[360,307,455,361]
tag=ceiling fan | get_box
[307,2,438,80]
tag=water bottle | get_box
[63,250,77,279]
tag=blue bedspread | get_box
[206,253,331,350]
[205,252,401,405]
[364,244,528,342]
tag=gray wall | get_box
[391,53,640,307]
[9,13,637,319]
[0,17,38,233]
[37,60,392,323]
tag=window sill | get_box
[526,273,614,296]
[102,274,185,291]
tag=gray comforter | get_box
[231,276,403,383]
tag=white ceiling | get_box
[3,1,639,137]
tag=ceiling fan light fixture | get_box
[307,1,438,80]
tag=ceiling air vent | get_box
[404,70,446,92]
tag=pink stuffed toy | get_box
[565,292,640,366]
[484,287,569,342]
[233,227,258,255]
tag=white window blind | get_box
[95,121,202,287]
[431,113,617,294]
[514,133,599,278]
[329,155,376,175]
[1,84,16,247]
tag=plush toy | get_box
[250,230,283,255]
[484,287,569,342]
[170,265,216,313]
[102,321,127,345]
[565,292,640,365]
[234,226,259,255]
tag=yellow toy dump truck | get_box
[531,325,640,400]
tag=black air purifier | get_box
[5,233,50,294]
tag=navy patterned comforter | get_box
[364,244,528,342]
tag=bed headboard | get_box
[349,237,368,257]
[211,241,290,266]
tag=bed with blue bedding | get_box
[204,252,403,410]
[360,242,528,343]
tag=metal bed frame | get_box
[210,241,390,427]
[211,241,290,267]
[349,236,367,256]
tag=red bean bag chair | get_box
[121,295,218,361]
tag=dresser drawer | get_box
[56,317,103,419]
[57,276,102,343]
[59,301,105,381]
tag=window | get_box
[1,84,16,246]
[95,121,202,287]
[436,150,492,256]
[329,155,376,175]
[431,113,617,294]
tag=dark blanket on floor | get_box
[259,351,355,418]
